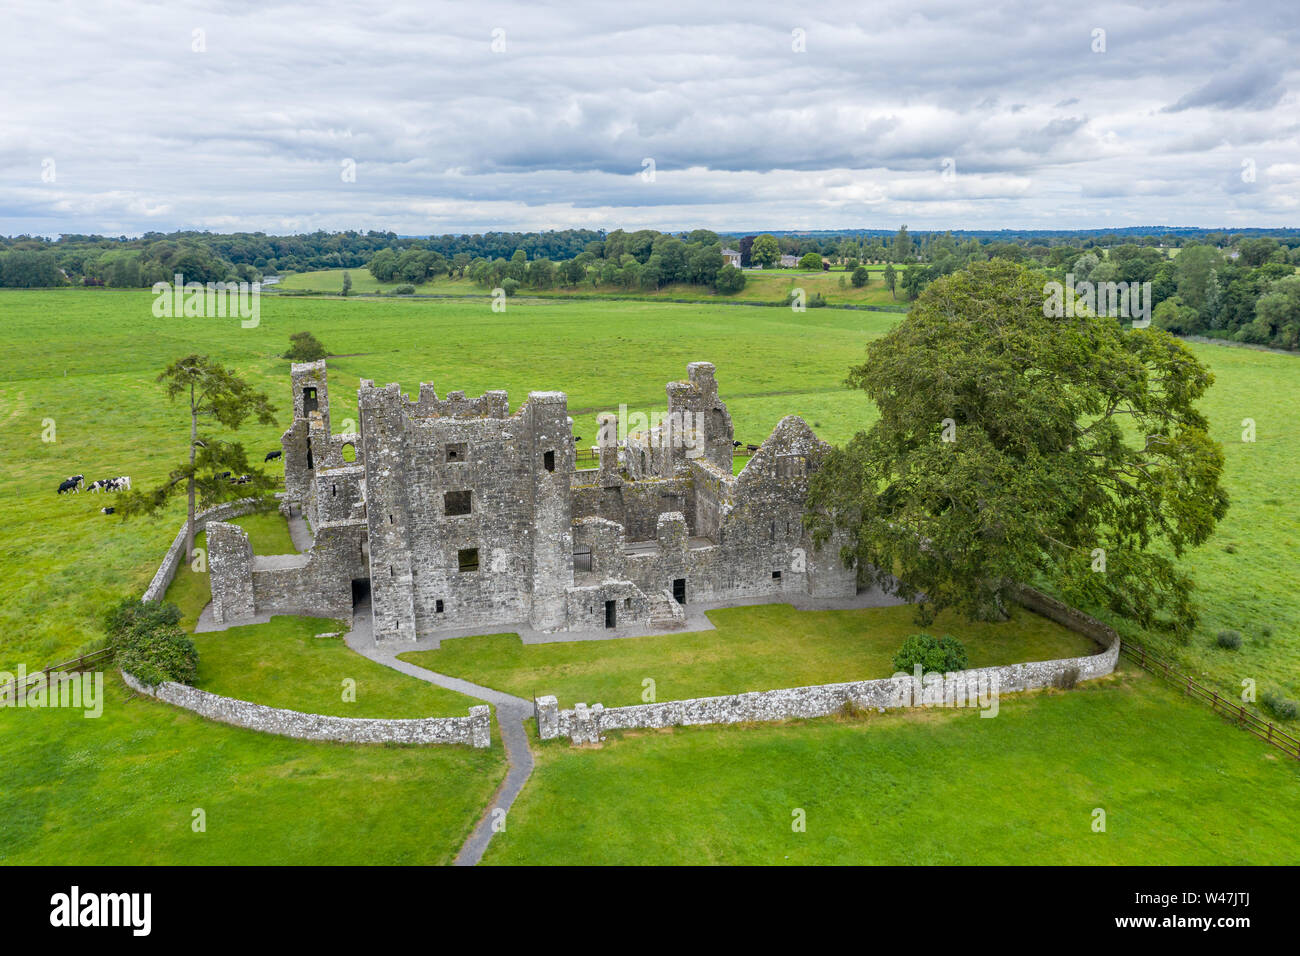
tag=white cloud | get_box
[0,0,1297,234]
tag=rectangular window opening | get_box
[435,599,445,613]
[444,489,472,516]
[458,548,480,573]
[446,442,467,463]
[543,450,555,472]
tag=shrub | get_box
[893,633,969,674]
[103,597,181,641]
[1261,691,1298,721]
[105,597,197,686]
[501,277,520,297]
[851,265,869,287]
[283,330,327,362]
[714,264,746,294]
[116,624,199,687]
[392,284,415,295]
[1215,629,1243,650]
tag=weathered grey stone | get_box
[120,669,492,747]
[209,360,858,643]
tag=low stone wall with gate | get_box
[535,584,1120,745]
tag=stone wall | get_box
[120,669,492,747]
[535,586,1120,745]
[142,497,266,603]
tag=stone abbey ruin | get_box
[207,360,855,642]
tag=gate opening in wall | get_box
[604,600,616,628]
[673,578,686,604]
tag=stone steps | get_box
[649,589,687,630]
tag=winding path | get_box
[344,598,534,866]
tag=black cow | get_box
[732,440,743,448]
[746,444,759,453]
[264,450,282,461]
[100,507,115,515]
[57,477,80,494]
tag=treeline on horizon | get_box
[2,225,1298,349]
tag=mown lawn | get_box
[398,603,1098,709]
[193,615,482,718]
[0,673,506,865]
[484,665,1300,865]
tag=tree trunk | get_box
[185,382,197,564]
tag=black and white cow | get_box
[57,477,82,494]
[100,507,115,515]
[232,474,252,485]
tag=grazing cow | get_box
[732,440,743,448]
[745,444,759,453]
[573,436,582,443]
[232,474,252,485]
[88,479,108,492]
[106,476,131,491]
[100,507,115,515]
[264,450,282,462]
[57,478,80,494]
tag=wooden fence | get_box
[0,647,115,704]
[1121,639,1299,760]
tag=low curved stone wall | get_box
[142,497,267,603]
[536,585,1120,745]
[120,669,491,747]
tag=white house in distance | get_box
[721,248,742,267]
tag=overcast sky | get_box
[2,0,1297,236]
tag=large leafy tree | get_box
[807,259,1228,635]
[750,234,780,269]
[119,355,278,563]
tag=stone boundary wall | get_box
[137,495,491,748]
[120,670,491,747]
[535,585,1120,745]
[142,497,268,603]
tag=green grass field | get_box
[399,603,1097,709]
[276,267,908,308]
[2,286,1296,864]
[0,672,506,865]
[484,665,1300,865]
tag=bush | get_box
[1261,691,1298,721]
[500,277,520,297]
[283,330,327,362]
[851,265,870,287]
[104,597,181,641]
[893,633,969,674]
[116,624,199,687]
[714,264,746,294]
[105,597,197,686]
[391,285,415,295]
[1215,629,1243,650]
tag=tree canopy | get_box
[807,259,1229,635]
